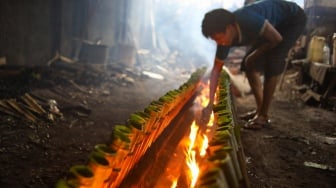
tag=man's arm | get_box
[208,58,224,106]
[201,57,224,124]
[246,20,283,64]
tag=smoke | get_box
[126,0,245,68]
[222,66,251,94]
[85,0,303,69]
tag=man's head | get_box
[201,8,236,39]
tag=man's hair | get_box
[201,8,236,38]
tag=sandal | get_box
[243,118,271,130]
[239,110,257,121]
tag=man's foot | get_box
[239,109,257,121]
[243,117,271,130]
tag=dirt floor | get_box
[0,61,335,188]
[236,92,336,188]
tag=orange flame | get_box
[170,179,177,188]
[199,134,208,157]
[196,81,214,128]
[180,82,214,187]
[184,81,214,187]
[188,121,198,152]
[186,150,199,187]
[185,122,199,187]
[199,81,210,108]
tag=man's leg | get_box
[243,68,274,130]
[244,70,274,130]
[240,44,265,120]
[243,51,276,128]
[245,68,263,115]
[259,75,279,119]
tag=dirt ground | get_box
[0,61,335,188]
[236,92,336,188]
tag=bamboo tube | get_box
[126,115,146,160]
[67,165,94,188]
[93,144,118,188]
[113,125,140,155]
[196,167,229,188]
[117,123,148,179]
[209,129,243,181]
[126,115,150,162]
[209,149,239,188]
[55,179,75,188]
[88,151,110,188]
[94,144,117,167]
[109,131,130,171]
[222,131,242,181]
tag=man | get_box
[201,0,306,129]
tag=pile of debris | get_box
[0,93,62,122]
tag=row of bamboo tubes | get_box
[195,71,250,188]
[56,67,207,188]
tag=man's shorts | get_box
[241,9,307,78]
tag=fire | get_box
[170,179,177,188]
[199,134,208,157]
[185,122,200,187]
[196,81,215,128]
[169,81,214,188]
[185,121,212,187]
[183,81,216,187]
[188,121,198,152]
[198,81,211,108]
[186,150,199,187]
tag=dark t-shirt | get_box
[216,0,302,60]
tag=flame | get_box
[185,122,199,187]
[199,134,208,157]
[196,81,215,128]
[188,121,198,152]
[199,81,210,108]
[163,82,214,188]
[185,81,216,187]
[186,150,199,187]
[185,124,210,187]
[170,179,177,188]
